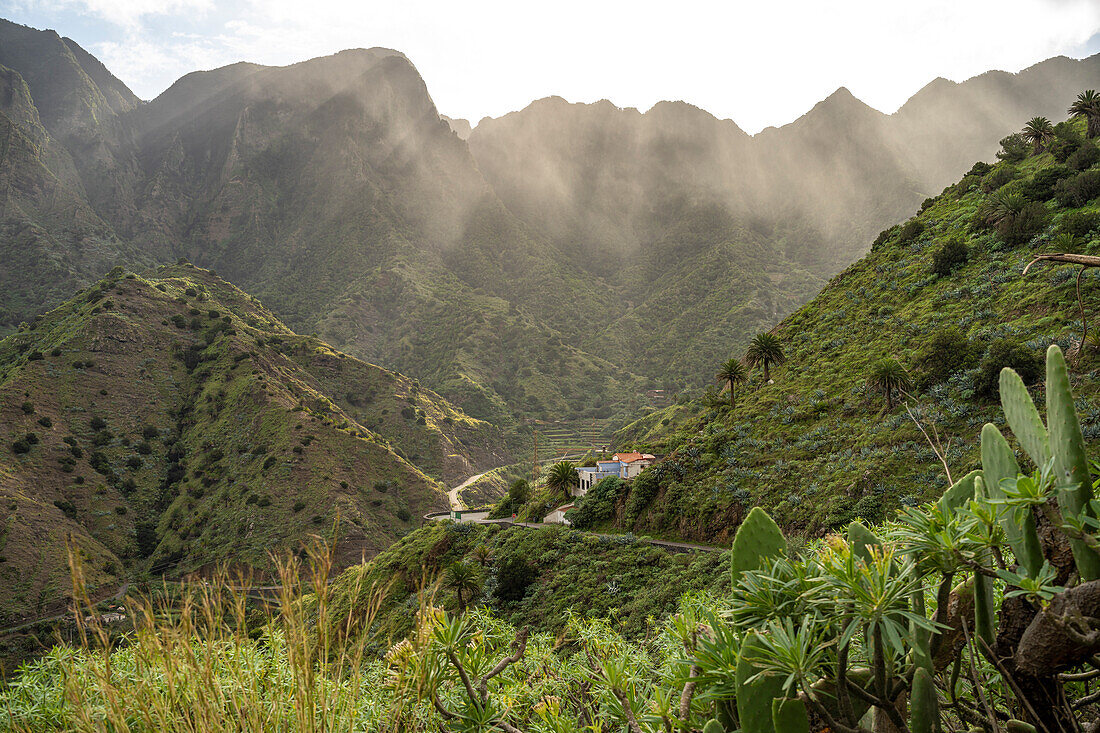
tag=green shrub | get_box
[1055,170,1100,208]
[623,470,660,523]
[494,555,536,604]
[292,501,306,513]
[931,237,968,276]
[53,499,77,520]
[396,508,411,522]
[912,328,979,390]
[998,201,1050,245]
[24,432,38,445]
[1020,165,1070,201]
[90,416,106,431]
[974,338,1042,398]
[126,456,143,470]
[1060,210,1100,239]
[568,476,624,529]
[11,439,30,454]
[115,506,127,515]
[966,160,993,177]
[27,351,43,361]
[37,416,52,428]
[21,401,34,414]
[996,133,1028,162]
[1067,140,1100,171]
[871,225,898,250]
[981,165,1017,192]
[895,219,925,245]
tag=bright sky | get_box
[4,0,1100,133]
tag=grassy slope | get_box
[321,520,729,651]
[0,264,506,623]
[606,119,1100,543]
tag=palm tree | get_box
[444,560,482,613]
[1022,116,1054,154]
[545,461,578,498]
[867,358,912,411]
[979,190,1027,228]
[1069,90,1100,139]
[471,544,492,567]
[745,333,786,382]
[715,358,748,406]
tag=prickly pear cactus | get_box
[731,507,787,579]
[939,469,979,512]
[1045,346,1100,580]
[771,697,809,733]
[847,521,880,563]
[981,423,1043,578]
[998,367,1050,468]
[702,720,726,733]
[736,632,786,733]
[910,667,940,733]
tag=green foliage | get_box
[567,476,624,529]
[997,133,1029,163]
[895,218,925,244]
[975,339,1042,399]
[1055,169,1100,208]
[912,327,977,389]
[930,237,968,276]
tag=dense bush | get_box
[1060,210,1100,239]
[567,476,624,529]
[1020,165,1070,201]
[974,338,1042,397]
[895,219,925,245]
[998,201,1050,245]
[1055,170,1100,207]
[981,164,1017,192]
[52,499,77,520]
[623,469,660,523]
[930,237,968,276]
[996,132,1028,162]
[1067,140,1100,171]
[912,328,978,389]
[493,554,537,604]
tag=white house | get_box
[574,452,656,496]
[543,503,574,525]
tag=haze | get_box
[4,0,1100,132]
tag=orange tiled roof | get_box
[613,452,655,463]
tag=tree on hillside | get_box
[979,190,1028,229]
[745,333,785,382]
[443,560,482,614]
[867,358,911,410]
[1069,89,1100,138]
[714,358,747,406]
[545,461,578,498]
[507,478,530,508]
[1023,116,1054,154]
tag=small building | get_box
[613,452,656,479]
[543,503,574,525]
[574,453,657,495]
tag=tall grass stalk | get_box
[3,538,392,732]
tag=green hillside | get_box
[598,115,1100,543]
[0,263,506,624]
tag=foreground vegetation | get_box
[4,349,1100,730]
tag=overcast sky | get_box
[4,0,1100,133]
